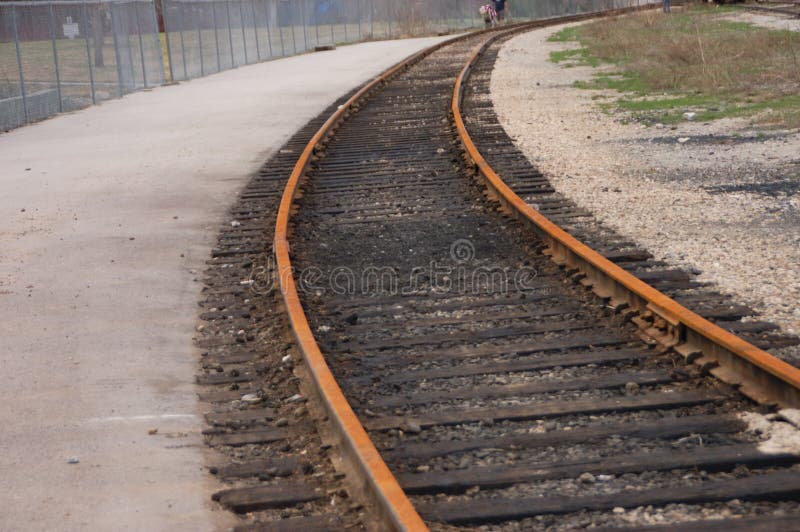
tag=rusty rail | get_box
[451,29,800,408]
[272,31,495,532]
[272,18,580,530]
[272,7,705,531]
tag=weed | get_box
[552,6,800,127]
[550,47,600,67]
[547,26,581,42]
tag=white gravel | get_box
[490,14,800,340]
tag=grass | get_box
[549,47,601,68]
[547,26,581,42]
[549,6,800,128]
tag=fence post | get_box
[147,0,165,83]
[263,0,274,57]
[109,2,127,96]
[369,0,373,37]
[250,0,261,61]
[300,0,308,50]
[313,0,320,46]
[289,2,297,53]
[328,3,333,45]
[238,0,248,64]
[134,2,148,87]
[112,3,137,88]
[178,1,187,79]
[124,5,137,87]
[48,3,64,112]
[11,6,28,124]
[225,0,234,66]
[211,1,221,71]
[80,2,95,102]
[195,3,205,75]
[357,0,361,40]
[343,7,348,43]
[386,2,394,39]
[160,0,175,82]
[276,0,285,56]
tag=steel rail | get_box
[272,9,660,530]
[452,28,800,408]
[272,30,487,532]
[272,18,585,530]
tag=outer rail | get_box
[273,30,495,531]
[451,28,800,408]
[273,8,668,531]
[273,20,563,530]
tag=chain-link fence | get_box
[160,0,481,80]
[2,0,654,132]
[161,0,655,82]
[1,0,164,131]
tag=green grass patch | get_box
[548,6,800,128]
[547,26,581,42]
[549,47,600,67]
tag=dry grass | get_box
[577,6,800,117]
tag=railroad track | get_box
[739,1,800,17]
[199,14,800,531]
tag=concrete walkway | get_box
[0,35,451,531]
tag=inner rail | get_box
[451,24,800,408]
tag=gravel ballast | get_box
[490,13,800,351]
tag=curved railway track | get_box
[739,1,800,17]
[201,14,800,531]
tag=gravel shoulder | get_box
[490,13,800,355]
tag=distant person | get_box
[493,0,507,24]
[663,0,670,13]
[479,4,498,28]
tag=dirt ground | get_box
[490,11,800,364]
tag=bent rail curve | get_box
[451,28,800,408]
[272,8,708,531]
[273,31,487,532]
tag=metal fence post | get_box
[134,3,148,87]
[11,6,28,124]
[386,2,393,39]
[263,0,274,57]
[250,0,261,61]
[196,3,205,76]
[211,1,221,71]
[369,0,374,37]
[48,3,64,112]
[81,2,95,102]
[178,2,188,79]
[357,0,361,40]
[225,0,234,66]
[289,2,296,54]
[124,5,137,87]
[147,0,164,83]
[161,0,175,82]
[313,0,319,45]
[300,0,308,50]
[238,0,248,64]
[110,2,127,96]
[344,7,348,43]
[276,0,286,56]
